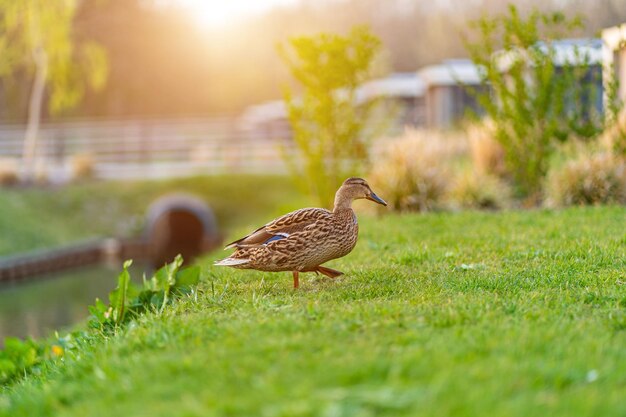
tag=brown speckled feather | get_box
[224,208,331,248]
[227,208,358,272]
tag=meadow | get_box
[1,205,625,416]
[0,175,303,256]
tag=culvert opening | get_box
[145,194,219,267]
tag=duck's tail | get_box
[214,257,250,267]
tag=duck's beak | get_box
[366,191,387,206]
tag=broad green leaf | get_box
[176,265,201,287]
[152,255,184,292]
[108,260,133,324]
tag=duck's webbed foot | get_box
[315,266,343,279]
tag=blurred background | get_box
[0,0,623,121]
[1,0,625,181]
[0,0,623,120]
[1,0,625,342]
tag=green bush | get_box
[465,5,605,200]
[280,26,383,208]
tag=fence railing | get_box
[0,117,295,180]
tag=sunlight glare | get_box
[179,0,294,29]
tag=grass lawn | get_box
[1,206,626,416]
[0,175,303,256]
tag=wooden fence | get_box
[0,117,295,180]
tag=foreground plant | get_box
[88,255,200,329]
[0,255,200,386]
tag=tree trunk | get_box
[22,45,48,183]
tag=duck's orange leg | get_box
[292,271,299,289]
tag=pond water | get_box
[0,262,148,344]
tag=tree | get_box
[464,5,605,200]
[0,0,107,180]
[279,26,382,208]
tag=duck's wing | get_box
[224,208,331,249]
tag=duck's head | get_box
[334,177,387,210]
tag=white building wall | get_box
[602,24,626,106]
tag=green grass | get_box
[1,206,626,416]
[0,175,304,256]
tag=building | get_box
[356,72,426,129]
[497,38,604,116]
[602,24,626,107]
[240,73,428,139]
[417,59,484,129]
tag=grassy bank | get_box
[1,206,626,416]
[0,176,304,256]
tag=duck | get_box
[215,177,387,288]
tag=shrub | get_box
[279,26,383,208]
[465,5,602,199]
[70,153,96,180]
[369,129,459,212]
[450,171,512,210]
[466,121,507,178]
[546,152,626,206]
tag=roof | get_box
[417,59,482,87]
[241,74,426,126]
[356,73,425,102]
[496,38,603,72]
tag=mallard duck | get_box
[215,177,387,288]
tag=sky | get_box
[175,0,299,28]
